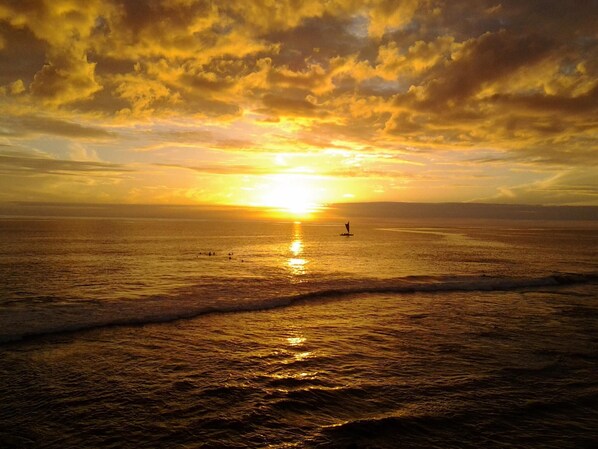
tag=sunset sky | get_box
[1,0,597,214]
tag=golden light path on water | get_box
[1,216,596,448]
[287,222,307,277]
[285,224,311,377]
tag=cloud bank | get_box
[0,0,597,206]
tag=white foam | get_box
[1,272,595,343]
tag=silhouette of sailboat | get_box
[340,221,354,236]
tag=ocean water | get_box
[0,217,597,448]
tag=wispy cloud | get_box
[0,148,131,176]
[0,116,114,139]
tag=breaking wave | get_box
[1,272,596,343]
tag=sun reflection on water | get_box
[286,334,312,361]
[293,351,312,361]
[287,336,306,346]
[287,222,308,277]
[290,239,302,256]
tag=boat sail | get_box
[340,221,354,236]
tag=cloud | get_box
[489,84,598,115]
[0,0,597,205]
[0,115,113,138]
[0,147,131,176]
[260,92,319,116]
[0,0,110,105]
[392,30,554,111]
[367,0,419,38]
[487,169,598,206]
[155,162,273,176]
[29,53,102,105]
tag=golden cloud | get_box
[0,0,597,205]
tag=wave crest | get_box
[1,272,596,343]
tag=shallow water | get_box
[0,217,597,447]
[1,285,597,448]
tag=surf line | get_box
[2,272,596,344]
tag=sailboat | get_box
[340,221,354,236]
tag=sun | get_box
[259,174,322,218]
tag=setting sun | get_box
[258,174,323,218]
[0,2,597,448]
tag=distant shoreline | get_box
[0,201,597,222]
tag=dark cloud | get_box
[395,30,554,111]
[181,73,236,92]
[266,15,365,68]
[261,92,319,116]
[497,0,598,37]
[28,57,102,103]
[0,23,46,86]
[489,84,598,114]
[117,0,214,35]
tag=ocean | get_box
[0,216,597,448]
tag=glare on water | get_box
[287,222,307,278]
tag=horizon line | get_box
[1,200,597,222]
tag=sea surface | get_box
[0,217,597,448]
